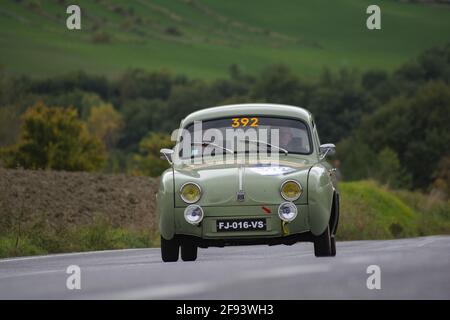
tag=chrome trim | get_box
[238,166,243,191]
[184,204,204,225]
[278,201,298,222]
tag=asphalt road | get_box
[0,236,449,299]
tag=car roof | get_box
[181,103,312,127]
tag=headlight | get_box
[180,182,202,204]
[280,180,302,201]
[278,202,298,222]
[184,205,204,225]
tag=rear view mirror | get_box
[319,143,336,160]
[160,148,174,164]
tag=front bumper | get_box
[174,204,310,239]
[178,232,315,248]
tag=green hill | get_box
[1,0,450,78]
[339,181,450,240]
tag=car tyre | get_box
[314,226,333,257]
[181,241,198,261]
[161,235,179,262]
[330,235,336,256]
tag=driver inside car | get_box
[279,127,307,153]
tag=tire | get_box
[181,241,198,261]
[314,225,333,257]
[161,235,179,262]
[330,235,336,257]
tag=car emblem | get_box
[236,191,245,202]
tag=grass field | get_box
[0,0,450,79]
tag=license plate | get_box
[216,218,266,232]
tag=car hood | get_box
[173,158,313,207]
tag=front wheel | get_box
[181,241,198,261]
[314,226,334,257]
[161,235,179,262]
[330,235,336,256]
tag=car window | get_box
[180,116,312,157]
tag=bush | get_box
[1,102,106,171]
[431,156,450,198]
[0,236,47,259]
[26,0,41,11]
[129,132,174,177]
[87,103,123,149]
[337,137,377,181]
[357,81,450,189]
[92,31,111,44]
[164,26,182,37]
[374,147,412,189]
[393,189,450,236]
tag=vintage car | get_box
[157,103,339,262]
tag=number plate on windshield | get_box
[216,218,266,232]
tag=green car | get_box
[157,104,339,262]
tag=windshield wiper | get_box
[192,141,234,154]
[239,139,288,155]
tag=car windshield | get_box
[179,116,311,158]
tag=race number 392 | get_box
[220,304,274,315]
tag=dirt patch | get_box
[0,168,159,231]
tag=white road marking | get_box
[0,269,63,280]
[0,248,156,263]
[417,238,436,247]
[241,263,330,280]
[92,282,212,300]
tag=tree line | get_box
[0,44,449,197]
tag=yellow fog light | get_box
[180,182,202,204]
[280,180,302,201]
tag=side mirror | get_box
[319,143,336,160]
[160,148,174,164]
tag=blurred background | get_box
[0,0,449,258]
